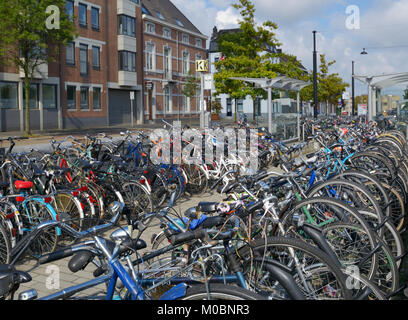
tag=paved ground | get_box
[14,190,225,300]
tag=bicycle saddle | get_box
[14,181,34,190]
[197,202,218,213]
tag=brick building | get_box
[141,0,208,121]
[0,0,207,131]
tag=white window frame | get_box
[164,85,172,113]
[163,46,172,78]
[163,27,171,39]
[182,51,190,75]
[146,22,155,34]
[195,38,202,48]
[146,42,155,71]
[182,33,189,44]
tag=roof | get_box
[141,0,203,35]
[354,72,408,90]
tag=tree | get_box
[213,0,280,123]
[182,70,199,112]
[404,86,408,100]
[0,0,76,135]
[300,54,349,115]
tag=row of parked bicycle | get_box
[0,117,407,300]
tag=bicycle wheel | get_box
[176,283,264,300]
[320,222,378,281]
[341,269,387,300]
[331,170,390,218]
[305,179,384,226]
[183,164,208,195]
[52,191,84,231]
[0,220,11,264]
[279,197,379,280]
[121,181,154,223]
[238,237,352,300]
[22,200,59,257]
[357,210,404,267]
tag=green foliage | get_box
[213,0,281,103]
[300,54,349,106]
[211,99,222,115]
[0,0,76,134]
[182,70,199,99]
[404,86,408,100]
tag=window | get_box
[182,87,188,112]
[196,38,202,48]
[78,3,87,27]
[163,28,171,39]
[164,86,171,112]
[66,0,74,22]
[79,44,88,75]
[182,51,189,74]
[129,0,139,4]
[23,84,39,109]
[0,82,18,109]
[182,34,189,44]
[196,88,201,110]
[146,22,155,34]
[226,98,232,116]
[146,43,155,70]
[237,99,244,113]
[155,11,164,20]
[175,18,184,27]
[43,85,57,109]
[92,46,100,69]
[91,7,99,30]
[255,97,261,116]
[67,86,76,109]
[118,51,136,72]
[163,47,171,78]
[118,15,136,37]
[66,42,75,65]
[80,87,89,110]
[93,88,101,110]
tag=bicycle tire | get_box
[176,283,265,300]
[238,236,353,300]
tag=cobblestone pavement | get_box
[14,190,224,300]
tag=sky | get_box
[172,0,408,97]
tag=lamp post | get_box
[352,61,355,116]
[313,30,318,119]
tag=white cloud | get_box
[215,6,241,29]
[170,0,408,96]
[253,0,341,24]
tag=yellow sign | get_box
[195,60,208,72]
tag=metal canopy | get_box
[228,76,310,139]
[229,76,310,92]
[354,72,408,121]
[354,72,408,89]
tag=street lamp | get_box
[361,48,368,55]
[352,61,355,116]
[313,31,318,119]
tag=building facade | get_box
[0,0,207,132]
[141,0,208,121]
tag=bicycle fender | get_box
[159,283,188,300]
